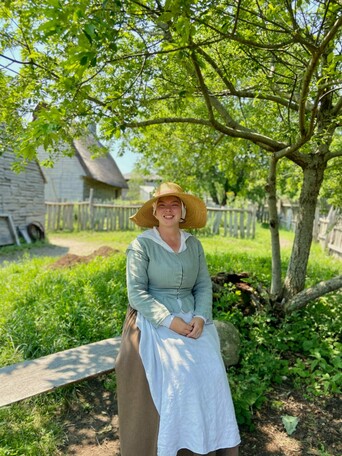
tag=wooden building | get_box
[0,151,46,246]
[40,132,128,202]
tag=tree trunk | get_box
[283,161,327,300]
[267,155,282,298]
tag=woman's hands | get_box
[170,317,192,336]
[169,316,204,339]
[188,316,204,339]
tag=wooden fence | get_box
[45,201,257,239]
[316,207,342,258]
[206,207,256,238]
[257,202,300,231]
[258,201,342,259]
[45,202,141,232]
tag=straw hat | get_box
[130,182,207,228]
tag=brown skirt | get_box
[116,307,232,456]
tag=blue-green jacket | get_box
[126,233,213,328]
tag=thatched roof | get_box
[73,134,128,189]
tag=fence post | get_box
[89,189,94,230]
[212,211,222,234]
[324,207,336,250]
[246,207,252,238]
[239,211,245,239]
[233,211,238,237]
[229,211,233,237]
[252,206,256,239]
[312,206,320,241]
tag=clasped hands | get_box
[170,316,204,339]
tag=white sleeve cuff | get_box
[194,315,207,323]
[160,314,175,328]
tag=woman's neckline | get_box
[156,227,181,253]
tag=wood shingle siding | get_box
[0,151,46,244]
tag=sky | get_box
[110,149,137,175]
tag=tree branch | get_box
[122,115,287,151]
[332,94,342,116]
[192,5,317,52]
[274,136,313,161]
[285,275,342,313]
[232,0,242,35]
[326,150,342,160]
[190,51,215,123]
[298,52,321,137]
[298,15,342,137]
[196,47,236,94]
[216,88,300,111]
[319,15,342,55]
[0,52,59,78]
[179,50,291,151]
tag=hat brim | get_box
[130,192,207,229]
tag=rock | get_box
[214,320,240,367]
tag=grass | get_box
[0,225,341,454]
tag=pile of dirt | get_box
[49,246,119,269]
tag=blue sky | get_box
[111,149,137,175]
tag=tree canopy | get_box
[1,0,341,310]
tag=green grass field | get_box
[0,225,341,454]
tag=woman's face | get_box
[154,196,182,227]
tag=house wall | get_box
[39,149,123,202]
[39,149,85,201]
[83,178,121,201]
[0,151,45,238]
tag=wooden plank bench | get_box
[0,336,121,408]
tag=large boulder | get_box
[214,320,240,367]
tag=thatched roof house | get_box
[40,132,128,202]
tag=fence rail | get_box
[45,201,256,238]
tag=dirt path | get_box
[48,236,105,256]
[0,235,106,267]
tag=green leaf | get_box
[80,54,88,66]
[159,12,173,22]
[83,23,96,44]
[281,415,299,435]
[37,20,58,35]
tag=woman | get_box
[116,182,240,456]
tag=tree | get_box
[127,121,264,205]
[1,0,341,312]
